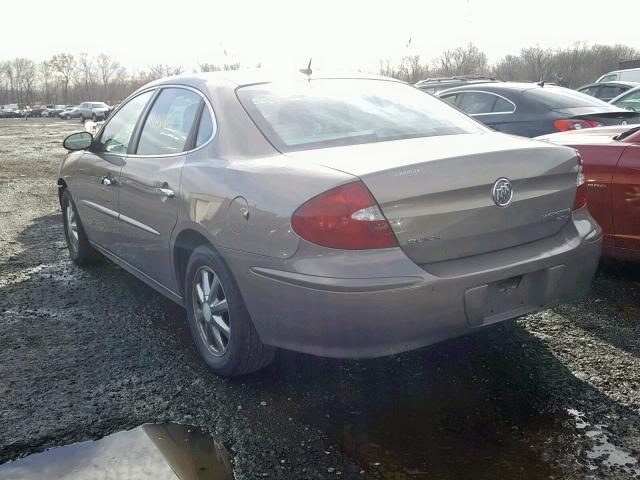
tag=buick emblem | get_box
[492,178,513,207]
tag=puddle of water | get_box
[0,424,233,480]
[567,409,640,476]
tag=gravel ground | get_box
[1,118,639,479]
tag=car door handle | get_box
[156,187,175,198]
[101,176,114,187]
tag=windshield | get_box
[524,87,614,109]
[237,79,485,152]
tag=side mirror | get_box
[63,131,93,151]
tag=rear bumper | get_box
[227,207,602,358]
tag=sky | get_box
[1,0,638,73]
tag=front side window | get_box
[440,93,458,105]
[579,86,600,97]
[237,79,485,152]
[599,74,618,82]
[97,90,154,154]
[136,88,202,155]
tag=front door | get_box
[73,91,155,248]
[116,87,202,292]
[612,144,640,253]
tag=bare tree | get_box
[96,54,121,99]
[49,53,76,103]
[433,43,488,77]
[78,53,97,99]
[146,64,184,80]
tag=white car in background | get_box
[77,102,110,121]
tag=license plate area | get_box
[464,265,565,327]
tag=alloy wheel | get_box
[193,266,230,356]
[65,203,79,252]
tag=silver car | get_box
[58,72,602,376]
[77,101,110,121]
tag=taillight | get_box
[554,119,604,132]
[291,181,398,249]
[573,152,587,210]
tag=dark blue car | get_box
[437,82,640,137]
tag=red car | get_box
[538,125,640,261]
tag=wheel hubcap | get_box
[66,204,79,251]
[193,266,230,356]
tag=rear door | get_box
[612,144,640,252]
[115,86,205,291]
[72,90,154,249]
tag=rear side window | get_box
[237,79,484,152]
[440,93,458,105]
[458,92,496,114]
[137,88,201,155]
[493,96,515,113]
[524,87,611,109]
[196,107,214,148]
[97,90,153,154]
[600,86,625,99]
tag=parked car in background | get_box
[0,110,16,118]
[610,86,640,112]
[597,68,640,83]
[27,108,47,117]
[415,76,501,94]
[43,108,64,118]
[577,81,639,102]
[77,101,110,121]
[59,107,81,120]
[58,72,601,376]
[438,82,640,137]
[538,125,640,261]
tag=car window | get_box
[440,93,458,105]
[458,92,497,114]
[493,96,515,113]
[97,90,154,154]
[599,74,618,82]
[600,86,625,99]
[196,107,214,147]
[524,87,610,109]
[237,79,485,152]
[613,90,640,112]
[92,102,107,108]
[136,88,202,155]
[579,86,600,97]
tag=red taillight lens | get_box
[291,181,398,249]
[573,152,587,210]
[554,119,604,132]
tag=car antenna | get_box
[299,58,313,78]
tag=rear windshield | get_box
[237,79,484,152]
[524,87,611,109]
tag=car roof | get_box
[145,70,401,90]
[578,81,640,89]
[415,76,500,85]
[438,82,556,94]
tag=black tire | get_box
[92,113,97,121]
[184,245,275,376]
[61,189,100,265]
[65,114,71,120]
[79,114,84,122]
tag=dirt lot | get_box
[1,117,640,479]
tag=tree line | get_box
[0,53,242,107]
[380,42,639,87]
[2,43,638,107]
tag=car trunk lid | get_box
[286,133,579,264]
